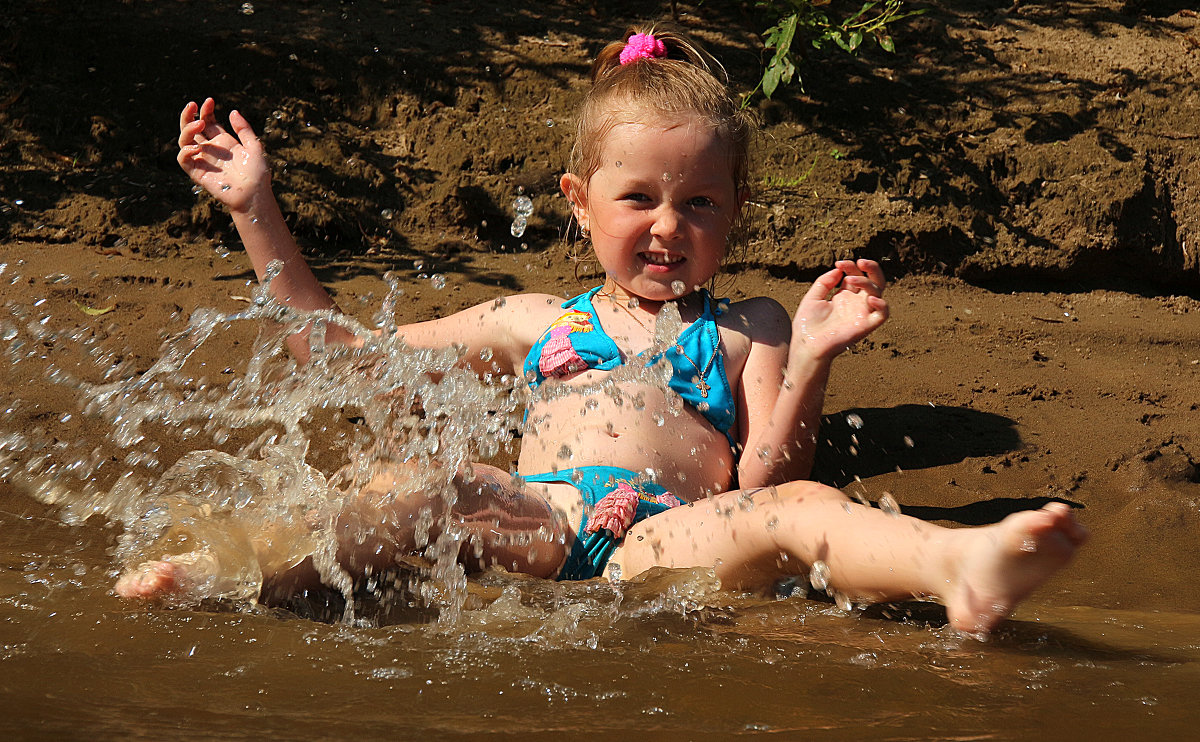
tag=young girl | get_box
[117,28,1086,634]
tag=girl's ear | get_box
[560,173,589,231]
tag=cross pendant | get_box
[695,378,709,398]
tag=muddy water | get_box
[1,268,1197,739]
[2,492,1197,740]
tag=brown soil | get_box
[1,1,1198,613]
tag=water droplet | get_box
[14,199,24,206]
[614,160,622,168]
[878,492,900,517]
[191,185,203,196]
[509,215,527,238]
[809,560,830,591]
[479,347,493,362]
[220,184,231,192]
[670,280,686,296]
[513,195,533,217]
[661,172,672,182]
[846,413,864,429]
[557,444,572,460]
[380,209,393,219]
[903,435,914,448]
[430,274,446,290]
[240,2,254,14]
[545,119,555,127]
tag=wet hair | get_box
[569,25,755,199]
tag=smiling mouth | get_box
[640,252,684,266]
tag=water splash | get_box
[0,270,714,626]
[0,266,523,624]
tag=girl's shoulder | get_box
[482,291,577,335]
[716,295,790,337]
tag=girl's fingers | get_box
[228,110,262,154]
[841,275,882,296]
[177,119,205,149]
[833,259,860,277]
[858,259,887,292]
[179,100,198,132]
[803,267,845,303]
[197,98,223,142]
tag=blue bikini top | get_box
[522,287,737,447]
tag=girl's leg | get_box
[332,461,570,579]
[116,462,570,600]
[610,481,1087,634]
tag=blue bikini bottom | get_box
[520,465,676,581]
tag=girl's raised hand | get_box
[792,259,889,361]
[177,98,270,213]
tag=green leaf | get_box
[849,30,863,51]
[877,33,895,52]
[845,1,878,25]
[763,64,782,98]
[73,301,115,316]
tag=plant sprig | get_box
[752,1,925,102]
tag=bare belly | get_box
[516,377,735,519]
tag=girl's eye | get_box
[688,196,716,208]
[621,192,651,203]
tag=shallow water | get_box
[1,285,1197,739]
[3,493,1197,740]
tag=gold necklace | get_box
[674,343,717,398]
[598,288,716,396]
[596,289,652,333]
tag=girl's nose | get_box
[650,203,682,240]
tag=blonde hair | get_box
[569,26,755,196]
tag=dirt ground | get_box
[1,0,1198,613]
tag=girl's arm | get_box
[178,99,556,374]
[177,98,350,360]
[388,293,561,377]
[736,260,888,488]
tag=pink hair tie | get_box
[619,33,666,65]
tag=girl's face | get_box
[561,115,744,303]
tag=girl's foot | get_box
[114,560,183,599]
[945,502,1088,635]
[114,549,224,600]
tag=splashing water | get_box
[0,263,525,624]
[0,268,715,626]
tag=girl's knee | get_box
[770,480,849,508]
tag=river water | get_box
[1,276,1197,740]
[3,495,1197,739]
